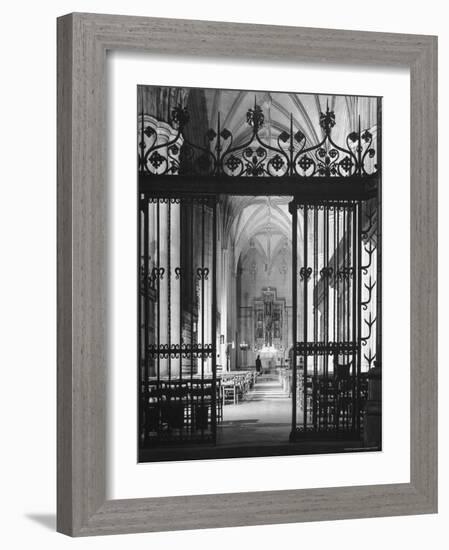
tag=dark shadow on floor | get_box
[221,419,259,424]
[25,513,56,531]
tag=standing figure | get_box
[255,355,262,374]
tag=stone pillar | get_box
[220,248,229,372]
[229,268,237,371]
[363,361,382,448]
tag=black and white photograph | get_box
[137,85,381,462]
[1,0,441,544]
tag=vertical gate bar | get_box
[190,200,194,435]
[313,206,318,379]
[375,97,382,445]
[138,97,145,443]
[138,193,142,441]
[335,207,340,432]
[352,203,358,433]
[143,193,149,443]
[290,199,297,439]
[343,208,347,351]
[201,200,205,438]
[347,208,350,356]
[346,206,351,431]
[179,200,183,383]
[342,206,351,430]
[333,206,337,346]
[324,206,329,431]
[313,206,318,431]
[156,200,161,421]
[212,198,217,443]
[349,206,352,430]
[303,204,308,432]
[341,207,346,430]
[289,114,294,176]
[345,204,353,429]
[342,205,345,353]
[376,98,382,371]
[168,200,171,382]
[357,201,362,433]
[178,199,183,439]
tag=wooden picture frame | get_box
[57,12,438,536]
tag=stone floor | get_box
[216,374,294,447]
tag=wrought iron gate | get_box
[139,194,218,446]
[138,88,381,450]
[289,197,378,440]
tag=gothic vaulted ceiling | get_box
[201,89,378,268]
[139,86,378,270]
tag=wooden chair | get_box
[223,381,238,404]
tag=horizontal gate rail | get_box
[295,341,359,355]
[147,344,213,358]
[139,174,378,200]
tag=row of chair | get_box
[277,366,369,432]
[220,370,259,405]
[142,370,259,442]
[142,378,220,442]
[296,371,369,431]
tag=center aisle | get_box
[216,374,291,447]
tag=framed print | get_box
[57,13,437,536]
[135,85,381,463]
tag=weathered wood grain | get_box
[57,12,438,536]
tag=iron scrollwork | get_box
[299,267,313,281]
[320,266,334,280]
[138,100,377,179]
[360,213,378,365]
[295,341,359,356]
[147,343,213,359]
[196,267,210,281]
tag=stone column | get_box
[221,248,229,371]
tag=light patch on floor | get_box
[216,374,295,447]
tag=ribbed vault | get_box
[203,89,378,151]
